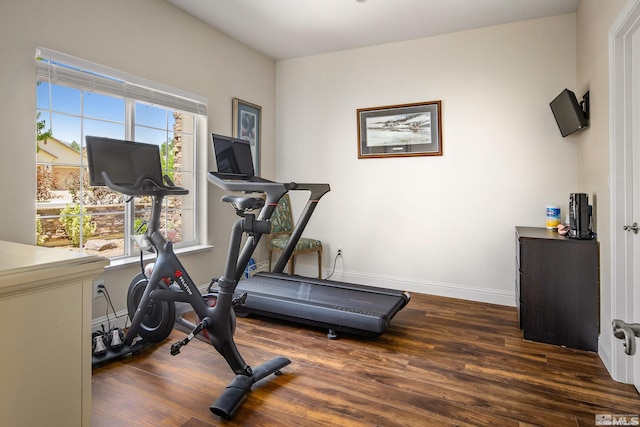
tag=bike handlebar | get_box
[101,171,189,197]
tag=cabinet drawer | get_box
[515,226,599,352]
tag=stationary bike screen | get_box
[86,136,164,187]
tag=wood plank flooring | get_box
[92,293,640,426]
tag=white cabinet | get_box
[0,241,107,427]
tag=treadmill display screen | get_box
[212,133,255,177]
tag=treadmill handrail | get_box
[285,183,331,201]
[270,185,330,275]
[207,171,331,282]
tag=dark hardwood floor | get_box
[92,293,640,426]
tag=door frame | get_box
[609,0,640,384]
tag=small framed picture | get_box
[357,101,442,159]
[232,98,261,174]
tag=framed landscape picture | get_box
[357,101,442,159]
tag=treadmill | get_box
[208,134,410,339]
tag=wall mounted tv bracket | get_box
[580,91,590,120]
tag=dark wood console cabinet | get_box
[515,226,599,352]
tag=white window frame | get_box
[35,47,208,260]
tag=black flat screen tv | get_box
[549,89,589,137]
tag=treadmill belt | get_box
[234,272,410,337]
[242,274,396,312]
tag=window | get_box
[35,48,207,259]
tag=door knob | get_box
[623,222,638,234]
[612,319,640,355]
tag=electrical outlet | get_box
[93,280,105,298]
[337,247,343,257]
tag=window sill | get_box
[104,244,214,271]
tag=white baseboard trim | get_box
[296,265,516,307]
[598,336,615,381]
[92,308,129,332]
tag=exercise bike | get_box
[87,138,291,419]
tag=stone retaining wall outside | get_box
[37,203,180,247]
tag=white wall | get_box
[0,0,276,319]
[276,14,580,305]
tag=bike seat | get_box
[221,195,265,212]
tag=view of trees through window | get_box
[36,63,199,258]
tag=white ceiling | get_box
[165,0,580,60]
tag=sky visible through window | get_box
[36,82,177,148]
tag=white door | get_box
[632,26,640,394]
[611,0,640,393]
